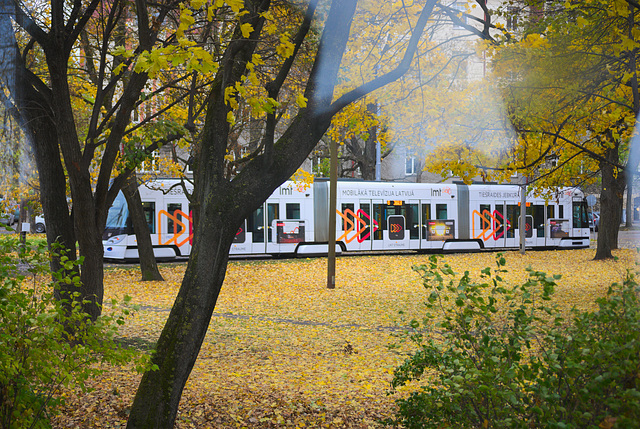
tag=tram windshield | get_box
[103,192,132,238]
[572,199,589,229]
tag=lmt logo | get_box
[280,187,293,196]
[431,189,442,197]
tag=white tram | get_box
[102,179,590,260]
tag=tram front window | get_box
[573,200,589,228]
[104,192,132,239]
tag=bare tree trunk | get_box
[594,147,625,259]
[126,206,236,426]
[123,174,164,281]
[127,0,438,425]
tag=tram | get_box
[102,179,590,260]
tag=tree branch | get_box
[326,0,437,118]
[262,0,318,167]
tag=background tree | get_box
[0,0,221,315]
[310,0,509,183]
[418,0,640,260]
[491,0,640,260]
[122,173,164,281]
[125,0,495,426]
[317,100,393,180]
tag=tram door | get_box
[357,201,374,251]
[386,201,410,250]
[370,201,410,251]
[337,201,373,251]
[492,201,519,248]
[503,202,519,248]
[159,197,192,255]
[244,201,283,254]
[407,200,421,250]
[471,201,517,249]
[265,200,306,254]
[421,201,454,250]
[513,203,540,248]
[545,203,571,246]
[527,203,546,247]
[472,202,499,248]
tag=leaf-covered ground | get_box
[53,248,637,428]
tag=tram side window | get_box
[248,207,264,243]
[436,204,447,220]
[507,205,518,238]
[547,205,555,220]
[167,203,182,234]
[286,203,300,220]
[360,203,371,240]
[421,204,431,238]
[373,204,384,240]
[527,204,545,237]
[267,203,279,242]
[341,203,355,230]
[559,205,564,219]
[572,200,589,228]
[142,202,156,234]
[407,204,419,239]
[494,204,505,238]
[480,204,491,226]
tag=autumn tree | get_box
[314,100,393,180]
[415,0,640,259]
[311,0,509,183]
[0,0,223,315]
[124,0,495,426]
[483,0,640,259]
[0,68,41,225]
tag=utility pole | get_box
[519,177,527,255]
[327,138,338,289]
[375,139,381,181]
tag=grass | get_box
[52,248,637,428]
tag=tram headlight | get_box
[106,234,126,244]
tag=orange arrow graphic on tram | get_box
[158,209,192,247]
[337,208,378,243]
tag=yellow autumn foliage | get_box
[53,248,637,428]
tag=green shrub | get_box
[0,237,152,428]
[386,254,640,429]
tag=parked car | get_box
[0,205,19,227]
[34,216,46,233]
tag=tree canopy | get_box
[419,0,640,259]
[2,0,496,426]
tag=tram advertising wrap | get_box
[102,179,591,260]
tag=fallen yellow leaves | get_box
[53,248,637,428]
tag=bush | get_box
[0,237,151,428]
[386,254,640,429]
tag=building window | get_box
[405,157,416,176]
[139,150,160,173]
[506,6,519,31]
[452,2,467,29]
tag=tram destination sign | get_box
[341,188,417,197]
[340,186,455,198]
[478,190,519,199]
